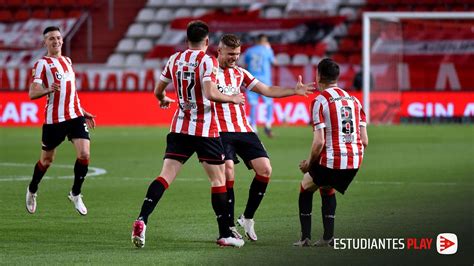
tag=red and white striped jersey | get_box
[311,87,367,169]
[32,56,84,124]
[160,49,219,137]
[214,66,259,132]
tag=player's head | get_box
[217,34,241,68]
[257,34,268,44]
[186,20,209,48]
[317,58,340,85]
[43,26,62,56]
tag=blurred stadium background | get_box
[0,0,473,265]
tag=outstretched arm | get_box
[251,75,315,98]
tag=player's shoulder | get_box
[63,56,72,64]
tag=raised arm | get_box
[251,75,314,98]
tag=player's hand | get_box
[299,159,310,173]
[159,96,175,109]
[83,111,96,129]
[231,93,245,105]
[49,83,60,93]
[294,75,316,97]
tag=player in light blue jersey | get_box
[244,34,276,137]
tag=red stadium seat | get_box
[5,0,23,7]
[14,10,30,21]
[26,0,43,6]
[31,9,49,19]
[49,9,66,19]
[0,10,13,22]
[78,0,94,7]
[67,10,83,18]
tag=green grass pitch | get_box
[0,125,472,265]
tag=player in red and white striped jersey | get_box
[215,34,315,241]
[294,58,368,247]
[132,21,245,249]
[26,26,96,217]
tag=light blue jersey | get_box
[244,45,275,85]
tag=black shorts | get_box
[164,132,225,165]
[220,132,269,169]
[308,164,358,194]
[42,116,90,151]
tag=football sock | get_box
[28,160,49,193]
[72,158,89,196]
[243,174,269,219]
[299,184,314,240]
[138,177,169,224]
[226,180,235,227]
[211,186,231,238]
[320,188,336,240]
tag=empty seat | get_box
[292,54,309,65]
[107,54,125,67]
[184,0,201,5]
[125,54,143,67]
[49,9,66,19]
[147,0,165,7]
[155,8,173,22]
[264,7,283,18]
[136,38,154,52]
[175,8,192,18]
[137,8,155,22]
[310,56,322,65]
[127,23,146,37]
[14,10,30,21]
[145,23,164,38]
[143,58,161,68]
[339,7,358,21]
[275,53,290,66]
[192,8,208,17]
[116,39,135,52]
[164,0,184,6]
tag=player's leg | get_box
[198,136,244,247]
[235,133,271,241]
[224,160,242,238]
[294,172,318,246]
[27,123,64,214]
[132,133,190,248]
[26,148,55,214]
[262,96,274,137]
[246,90,259,131]
[315,187,336,246]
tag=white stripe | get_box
[188,51,198,136]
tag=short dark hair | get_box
[257,34,267,42]
[220,34,241,48]
[186,20,209,44]
[43,26,61,35]
[318,58,340,83]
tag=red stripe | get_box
[238,68,253,132]
[77,158,89,165]
[208,56,220,137]
[45,57,60,123]
[73,92,81,118]
[216,102,228,132]
[255,174,270,183]
[165,152,189,158]
[319,187,335,196]
[194,51,205,137]
[224,69,240,132]
[240,104,253,132]
[226,180,234,188]
[170,110,178,132]
[155,176,169,189]
[335,88,353,169]
[300,184,305,193]
[63,81,71,120]
[322,90,340,169]
[211,186,227,194]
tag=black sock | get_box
[72,158,89,195]
[226,180,235,227]
[321,190,337,240]
[29,161,49,193]
[243,175,269,219]
[138,177,168,224]
[211,186,231,238]
[299,185,314,240]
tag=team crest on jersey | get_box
[55,72,63,80]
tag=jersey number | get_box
[176,71,195,101]
[340,106,354,134]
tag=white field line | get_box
[0,162,106,181]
